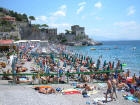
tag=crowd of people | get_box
[0,42,140,103]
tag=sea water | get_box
[69,40,140,76]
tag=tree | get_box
[41,24,48,27]
[22,13,28,22]
[29,16,35,24]
[40,24,48,31]
[65,29,71,34]
[0,8,3,12]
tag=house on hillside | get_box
[1,15,16,22]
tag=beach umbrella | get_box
[114,70,118,79]
[77,66,80,73]
[103,60,106,67]
[112,62,114,69]
[80,60,83,65]
[39,61,43,68]
[107,65,110,71]
[120,64,122,70]
[86,60,89,67]
[72,57,74,62]
[84,56,86,60]
[90,58,93,64]
[44,65,46,72]
[63,60,67,67]
[96,64,99,70]
[62,52,64,57]
[20,52,23,59]
[66,54,69,60]
[70,63,73,70]
[81,55,83,60]
[46,66,50,74]
[52,58,55,64]
[73,58,76,64]
[12,58,16,74]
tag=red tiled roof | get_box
[0,40,13,45]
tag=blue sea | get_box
[69,40,140,76]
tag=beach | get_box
[0,41,140,105]
[0,84,139,105]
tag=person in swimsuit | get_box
[105,78,113,102]
[112,76,118,99]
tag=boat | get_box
[132,47,136,50]
[114,46,118,49]
[90,48,96,50]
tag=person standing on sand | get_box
[105,78,113,102]
[112,76,118,99]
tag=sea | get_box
[68,40,140,76]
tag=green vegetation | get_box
[75,35,85,41]
[57,35,67,43]
[40,24,48,31]
[65,29,71,34]
[0,20,16,32]
[41,24,48,27]
[29,16,35,24]
[0,7,28,22]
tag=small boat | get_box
[90,48,96,50]
[114,46,118,49]
[132,47,136,50]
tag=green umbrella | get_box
[86,60,89,67]
[66,54,69,60]
[96,64,99,70]
[103,60,106,67]
[81,55,83,60]
[112,61,114,69]
[80,60,83,65]
[90,58,93,64]
[84,56,86,60]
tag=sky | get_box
[0,0,140,41]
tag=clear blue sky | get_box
[0,0,140,41]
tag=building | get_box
[71,25,85,36]
[46,28,57,36]
[1,16,16,22]
[0,32,10,39]
[0,40,14,52]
